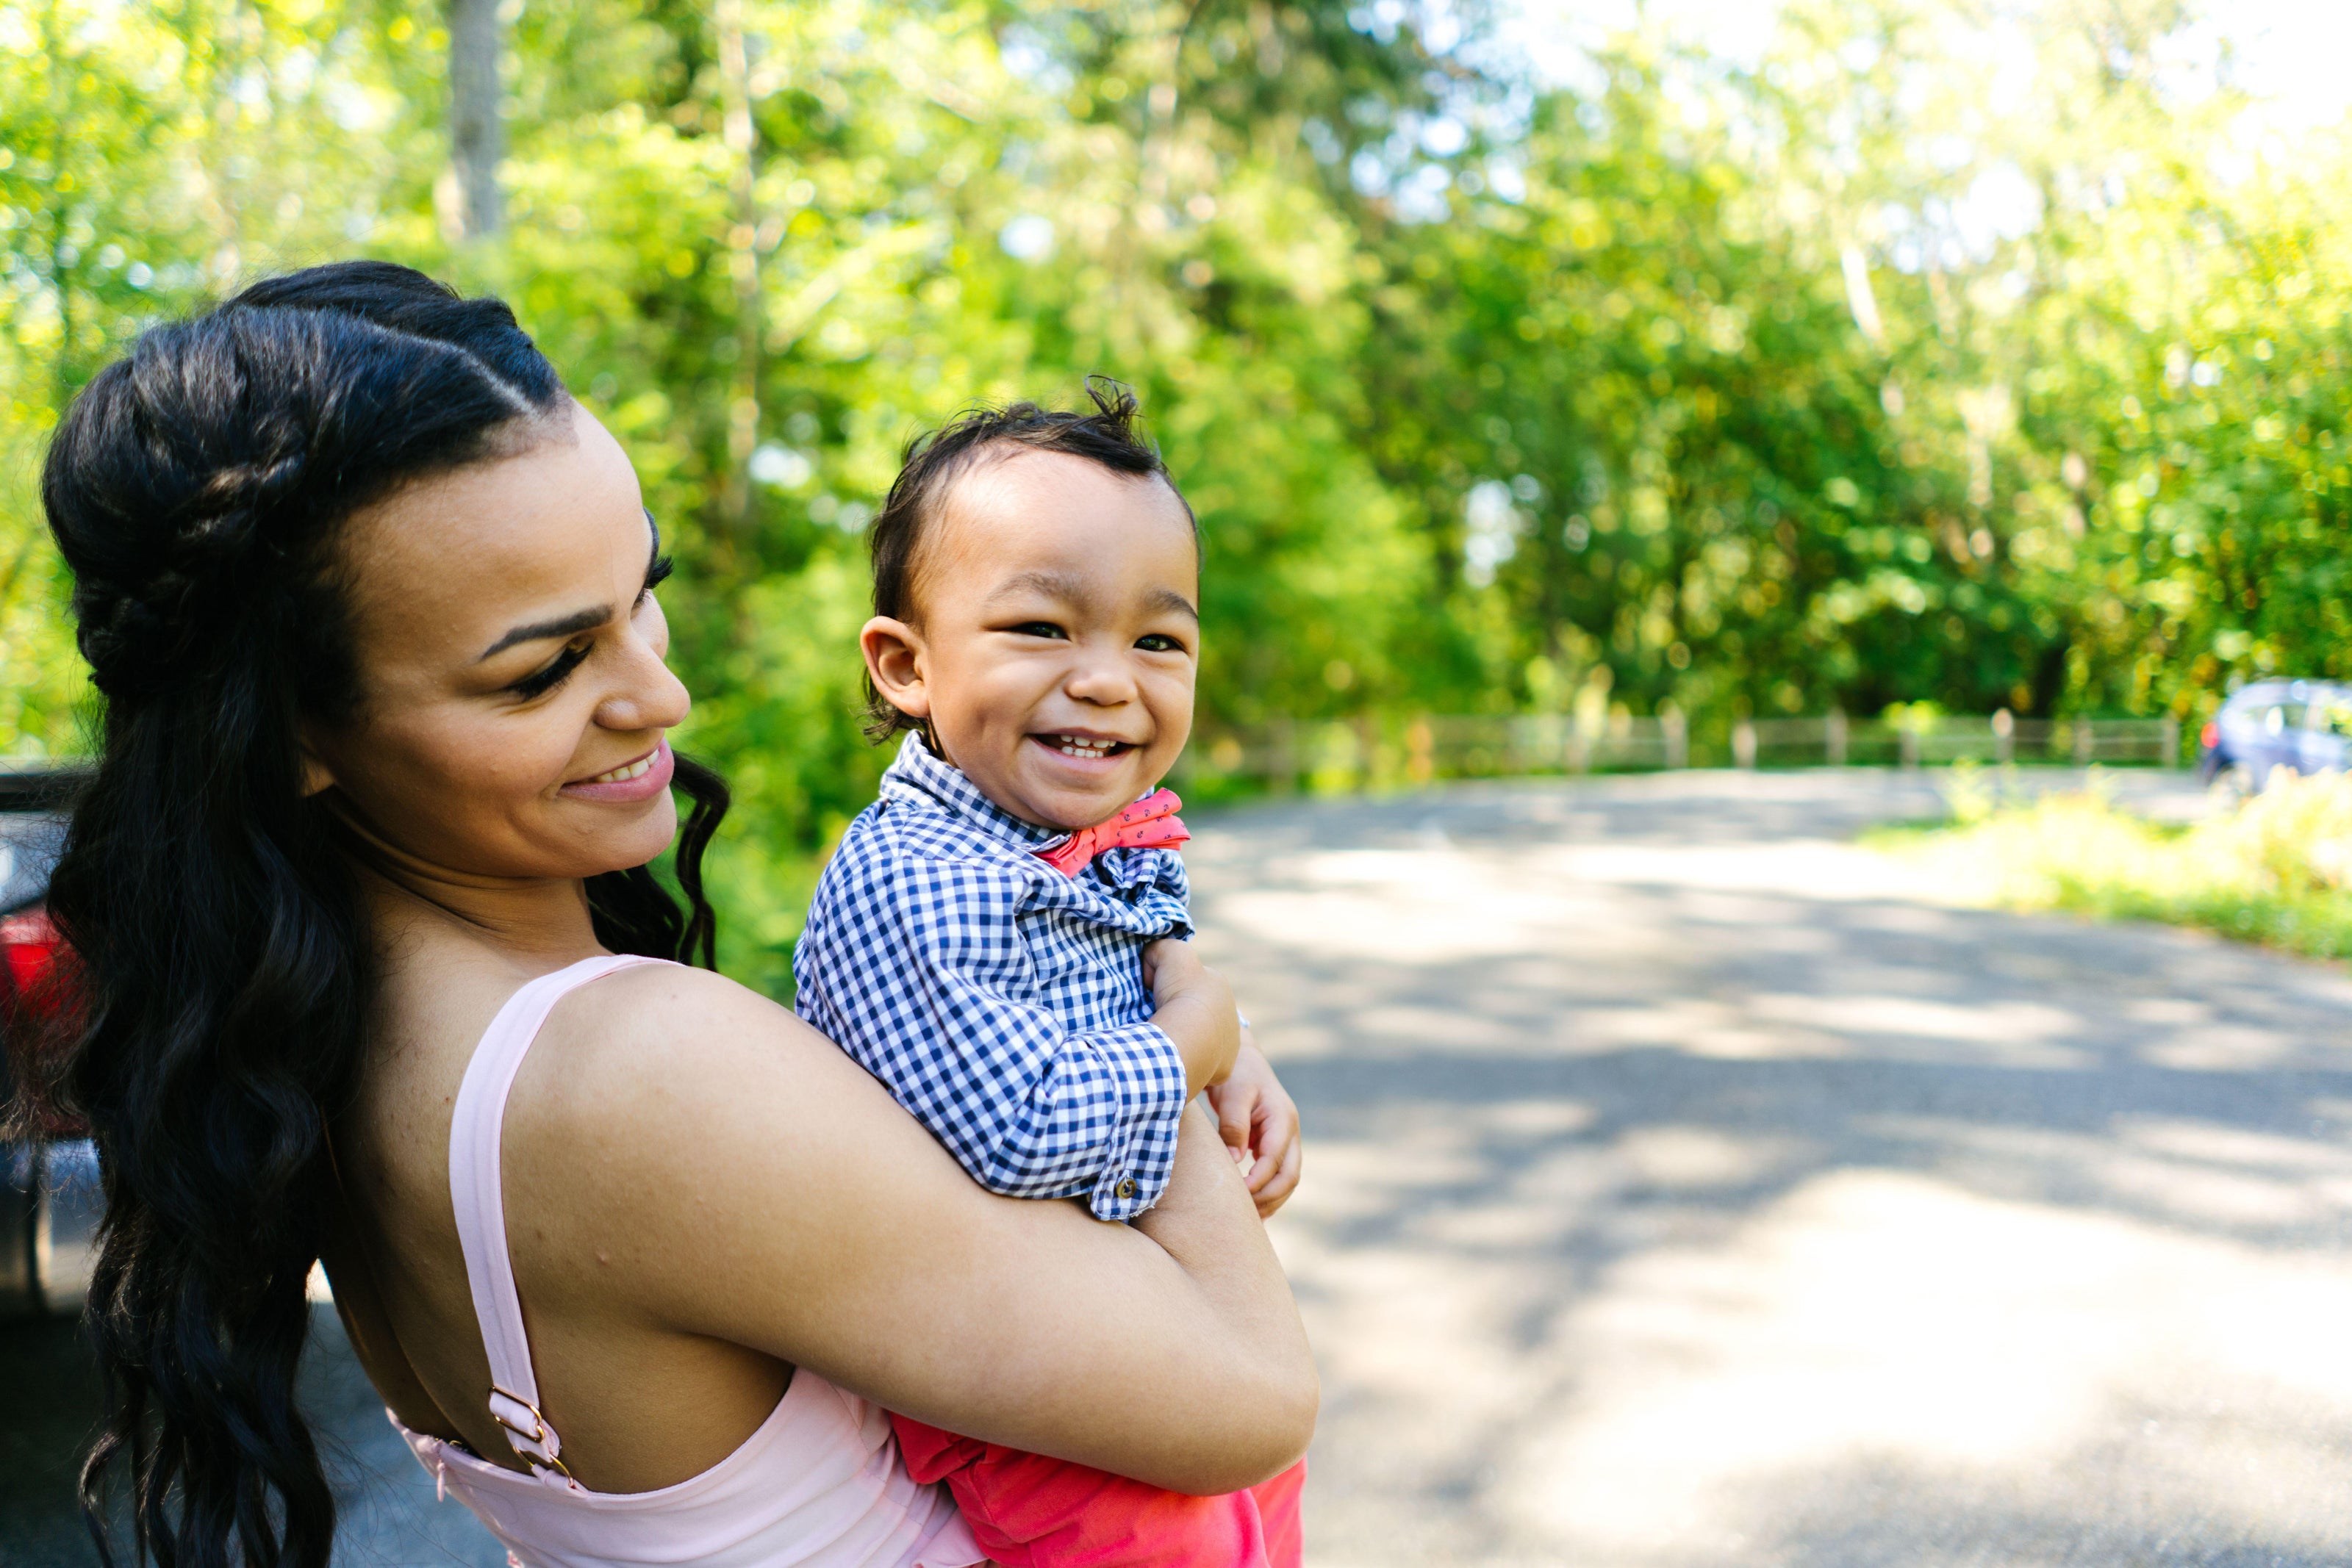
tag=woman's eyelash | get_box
[509,643,590,699]
[510,552,667,700]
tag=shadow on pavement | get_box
[0,1317,106,1568]
[0,1306,503,1567]
[1189,771,2352,1567]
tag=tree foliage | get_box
[1,0,2343,987]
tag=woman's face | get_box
[304,400,690,885]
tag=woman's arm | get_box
[509,963,1316,1496]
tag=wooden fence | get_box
[1175,711,2181,790]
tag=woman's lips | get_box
[560,737,675,802]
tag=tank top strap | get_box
[448,952,670,1487]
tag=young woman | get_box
[34,262,1314,1568]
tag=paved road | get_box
[1186,769,2352,1567]
[11,768,2352,1566]
[2,1301,506,1568]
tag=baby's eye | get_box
[1010,622,1069,641]
[1135,633,1186,653]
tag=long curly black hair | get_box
[35,260,728,1568]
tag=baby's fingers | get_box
[1244,1095,1301,1195]
[1213,1084,1259,1165]
[1252,1132,1302,1217]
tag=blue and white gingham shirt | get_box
[792,733,1193,1221]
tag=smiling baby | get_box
[789,383,1305,1566]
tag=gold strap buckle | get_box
[489,1384,576,1482]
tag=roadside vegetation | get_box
[7,0,2351,989]
[1882,769,2352,963]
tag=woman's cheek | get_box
[457,713,576,803]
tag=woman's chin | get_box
[569,799,680,874]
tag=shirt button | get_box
[1116,1178,1138,1201]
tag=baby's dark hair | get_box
[863,376,1195,741]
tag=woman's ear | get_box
[295,729,338,798]
[860,616,931,721]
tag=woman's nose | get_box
[597,632,692,733]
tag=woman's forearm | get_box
[1128,1104,1319,1473]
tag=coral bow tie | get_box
[1036,789,1190,877]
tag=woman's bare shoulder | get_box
[504,957,1003,1346]
[542,960,850,1096]
[516,958,936,1182]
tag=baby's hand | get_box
[1143,938,1240,1096]
[1205,1032,1302,1218]
[1141,935,1210,1001]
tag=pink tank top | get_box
[391,954,983,1568]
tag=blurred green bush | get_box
[4,0,2347,984]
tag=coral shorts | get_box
[892,1414,1305,1567]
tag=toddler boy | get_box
[792,384,1305,1565]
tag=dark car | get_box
[0,767,100,1320]
[2198,680,2352,796]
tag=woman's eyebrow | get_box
[478,514,661,661]
[478,604,612,661]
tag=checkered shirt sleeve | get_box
[795,842,1190,1222]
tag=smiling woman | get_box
[26,263,1314,1568]
[30,260,729,1563]
[304,402,700,897]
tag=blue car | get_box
[2198,679,2352,795]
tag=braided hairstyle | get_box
[36,261,728,1568]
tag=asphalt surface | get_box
[9,767,2351,1567]
[1188,769,2352,1567]
[1,1302,506,1568]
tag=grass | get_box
[1873,766,2352,963]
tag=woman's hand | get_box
[1205,1032,1302,1218]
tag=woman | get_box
[35,262,1314,1568]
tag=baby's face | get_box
[864,447,1200,832]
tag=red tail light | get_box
[2201,720,2220,749]
[0,907,61,1001]
[2,906,85,1137]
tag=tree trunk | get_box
[716,0,760,534]
[448,0,503,239]
[40,0,76,412]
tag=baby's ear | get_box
[859,616,931,718]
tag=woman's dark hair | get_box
[33,260,727,1568]
[863,376,1196,740]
